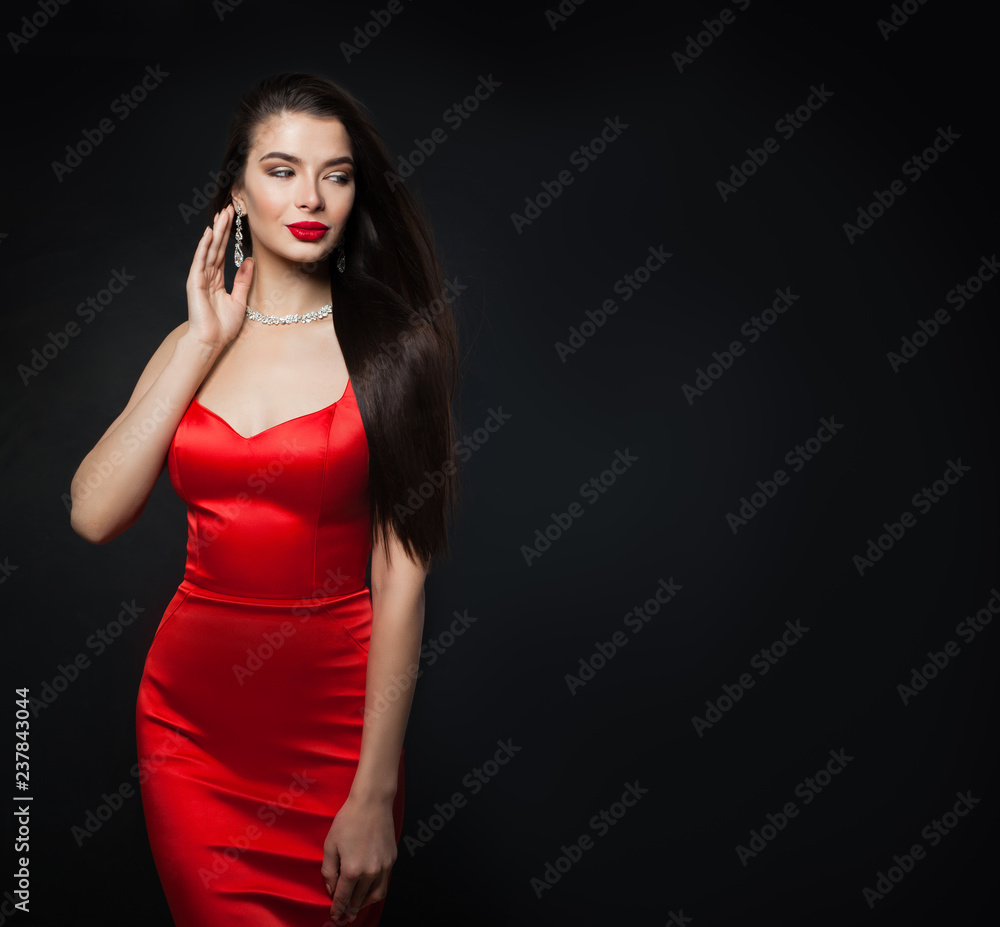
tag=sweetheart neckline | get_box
[191,379,352,440]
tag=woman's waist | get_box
[176,572,369,607]
[182,525,371,602]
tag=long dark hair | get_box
[208,73,461,570]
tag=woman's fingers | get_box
[186,224,212,292]
[204,209,226,276]
[230,257,253,309]
[330,874,357,921]
[188,206,235,297]
[347,877,375,918]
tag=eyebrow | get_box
[258,152,355,169]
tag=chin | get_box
[276,247,335,266]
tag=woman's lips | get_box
[287,222,329,241]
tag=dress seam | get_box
[312,406,334,593]
[168,421,199,576]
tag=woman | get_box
[69,73,460,926]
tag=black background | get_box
[1,0,998,924]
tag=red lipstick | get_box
[287,222,329,241]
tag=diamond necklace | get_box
[245,303,333,325]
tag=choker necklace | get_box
[245,303,333,325]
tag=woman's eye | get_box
[268,169,350,184]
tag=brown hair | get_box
[208,73,461,569]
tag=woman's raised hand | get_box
[185,203,254,350]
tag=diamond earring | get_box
[336,235,346,274]
[234,204,244,268]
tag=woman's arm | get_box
[70,207,252,544]
[356,528,427,799]
[69,323,222,544]
[322,527,428,923]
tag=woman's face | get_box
[233,111,356,266]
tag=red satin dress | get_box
[135,378,405,926]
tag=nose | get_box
[296,177,324,211]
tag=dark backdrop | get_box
[2,1,997,925]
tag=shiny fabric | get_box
[135,380,404,926]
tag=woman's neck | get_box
[243,254,333,320]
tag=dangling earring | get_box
[336,235,346,274]
[234,203,244,269]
